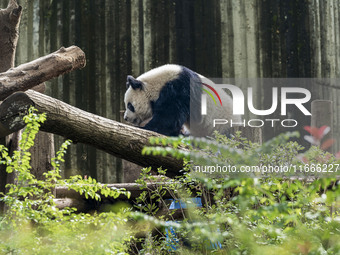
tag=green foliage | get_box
[0,107,339,254]
[137,131,340,254]
[0,107,133,254]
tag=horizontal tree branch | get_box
[0,46,86,101]
[0,90,186,177]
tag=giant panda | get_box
[123,64,241,137]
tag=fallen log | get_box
[56,182,174,201]
[0,90,186,177]
[54,198,90,212]
[54,182,180,212]
[0,46,86,101]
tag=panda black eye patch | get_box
[127,102,135,112]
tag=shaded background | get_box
[0,0,339,183]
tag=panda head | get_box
[124,75,153,126]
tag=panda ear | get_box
[126,75,143,90]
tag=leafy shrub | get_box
[0,107,133,254]
[0,107,339,254]
[138,131,340,254]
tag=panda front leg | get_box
[141,79,190,136]
[139,117,153,127]
[139,117,189,136]
[180,124,191,136]
[143,114,185,136]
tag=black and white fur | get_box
[124,64,241,136]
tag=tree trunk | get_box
[0,0,22,72]
[0,46,86,101]
[0,0,22,213]
[0,3,85,213]
[0,90,186,178]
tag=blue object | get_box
[165,197,222,251]
[165,224,180,251]
[168,197,202,209]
